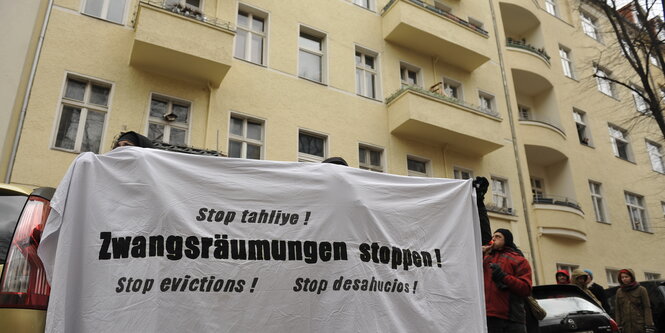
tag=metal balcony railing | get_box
[386,85,502,119]
[518,116,565,135]
[533,194,582,212]
[506,38,550,64]
[382,0,489,36]
[137,0,233,31]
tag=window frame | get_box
[518,105,531,120]
[298,25,327,84]
[608,124,632,161]
[146,93,192,146]
[624,191,649,232]
[559,45,574,78]
[556,263,580,278]
[589,181,608,223]
[645,272,661,280]
[606,268,620,287]
[530,177,545,199]
[573,109,591,145]
[228,113,265,160]
[407,155,430,177]
[52,73,113,154]
[298,129,328,163]
[581,11,600,41]
[234,4,268,66]
[453,167,473,180]
[352,0,375,12]
[595,66,615,97]
[399,61,421,88]
[646,140,665,173]
[491,176,511,209]
[478,91,496,113]
[359,144,384,172]
[443,77,463,100]
[81,0,129,24]
[545,0,558,16]
[355,45,380,100]
[631,85,649,114]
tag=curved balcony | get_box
[498,0,540,11]
[386,86,503,156]
[533,194,582,212]
[533,203,587,241]
[382,0,491,71]
[519,120,567,152]
[506,38,551,65]
[130,1,235,87]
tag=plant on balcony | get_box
[506,37,551,62]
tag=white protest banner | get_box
[38,148,485,332]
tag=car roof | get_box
[0,183,33,196]
[533,284,602,306]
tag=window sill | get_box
[596,220,611,225]
[598,91,621,102]
[631,228,654,234]
[81,12,125,26]
[234,57,267,68]
[51,147,89,154]
[352,3,376,13]
[299,76,328,87]
[356,93,383,103]
[614,156,636,164]
[580,142,594,148]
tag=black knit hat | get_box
[322,157,348,166]
[114,131,154,149]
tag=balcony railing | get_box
[486,204,514,215]
[518,116,565,135]
[382,0,489,36]
[533,194,582,212]
[137,0,233,31]
[506,38,550,64]
[386,84,502,119]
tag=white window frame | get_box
[359,144,384,172]
[443,77,463,100]
[407,155,430,177]
[646,140,665,173]
[645,272,661,280]
[625,191,649,232]
[400,62,421,88]
[355,46,380,99]
[573,109,591,145]
[491,177,511,209]
[352,0,375,11]
[581,11,599,41]
[53,74,112,154]
[147,93,192,146]
[606,268,620,287]
[608,124,631,161]
[530,177,545,199]
[518,105,531,120]
[298,26,327,84]
[595,66,615,97]
[453,167,473,180]
[82,0,128,24]
[631,86,649,114]
[234,4,268,65]
[298,130,327,162]
[545,0,557,16]
[559,46,574,78]
[478,91,496,113]
[228,113,264,160]
[589,181,608,223]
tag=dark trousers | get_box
[487,316,527,333]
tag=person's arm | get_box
[641,287,654,326]
[490,257,532,297]
[473,177,492,245]
[614,292,621,323]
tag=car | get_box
[0,184,55,333]
[606,280,665,333]
[532,284,619,332]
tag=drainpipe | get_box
[5,0,54,184]
[488,0,540,285]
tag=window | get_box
[573,109,591,145]
[645,272,661,280]
[299,27,326,83]
[479,91,496,113]
[557,264,579,277]
[228,114,263,159]
[235,6,267,65]
[581,12,599,40]
[595,66,615,97]
[82,0,127,24]
[545,0,557,16]
[54,76,110,153]
[530,178,544,199]
[407,156,429,177]
[625,192,649,232]
[646,140,665,173]
[491,177,510,209]
[400,62,420,87]
[353,0,374,11]
[608,125,631,160]
[606,269,620,287]
[631,86,649,114]
[147,95,190,146]
[359,145,383,172]
[589,181,607,223]
[453,167,473,180]
[443,78,463,100]
[165,0,201,10]
[298,131,327,162]
[650,54,660,68]
[559,46,574,78]
[355,47,378,99]
[518,105,531,120]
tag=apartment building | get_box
[3,0,664,286]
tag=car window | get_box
[0,195,28,264]
[537,297,602,319]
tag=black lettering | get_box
[184,236,200,259]
[115,277,126,293]
[131,236,146,258]
[359,243,370,262]
[112,236,132,259]
[99,232,112,260]
[196,208,207,221]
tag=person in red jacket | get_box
[483,229,533,333]
[555,269,570,285]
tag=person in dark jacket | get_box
[483,228,533,333]
[555,269,570,285]
[615,269,654,333]
[112,131,154,149]
[473,177,492,245]
[584,269,610,313]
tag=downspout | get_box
[5,0,54,184]
[206,82,215,152]
[488,0,540,284]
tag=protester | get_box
[473,176,492,245]
[571,269,601,307]
[483,229,533,333]
[321,156,348,166]
[615,269,655,333]
[112,131,154,149]
[584,269,610,313]
[555,269,570,285]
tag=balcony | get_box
[533,203,587,241]
[130,1,235,87]
[506,38,550,65]
[386,86,503,155]
[533,194,582,212]
[381,0,491,71]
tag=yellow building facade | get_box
[4,0,664,286]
